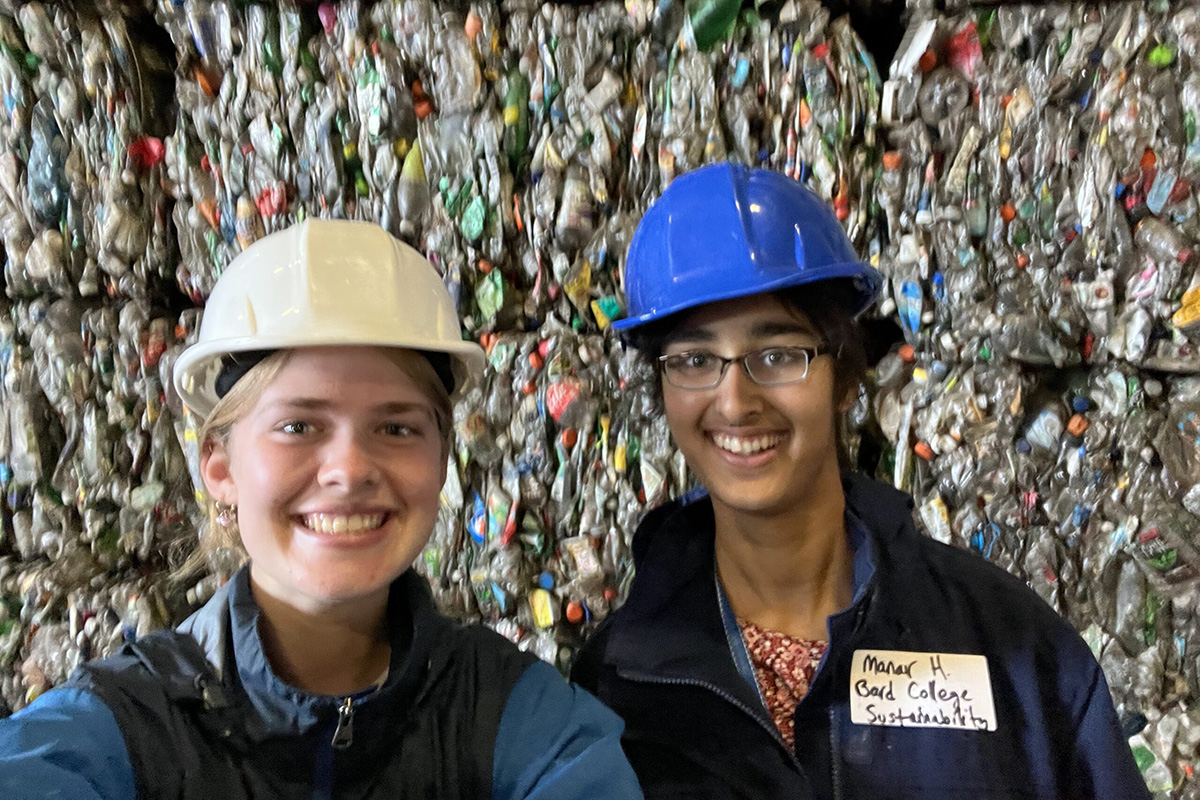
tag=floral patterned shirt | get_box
[738,619,828,750]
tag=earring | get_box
[215,502,238,528]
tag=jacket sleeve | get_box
[0,687,137,800]
[567,615,613,695]
[1065,658,1151,800]
[491,660,643,800]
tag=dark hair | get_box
[627,279,869,468]
[774,280,869,406]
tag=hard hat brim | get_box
[612,260,882,333]
[173,335,486,420]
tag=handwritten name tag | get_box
[850,650,997,732]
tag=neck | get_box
[712,466,853,641]
[250,574,392,697]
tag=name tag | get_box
[850,650,997,732]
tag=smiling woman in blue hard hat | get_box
[571,163,1149,800]
[0,219,643,800]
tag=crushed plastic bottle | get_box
[856,4,1200,793]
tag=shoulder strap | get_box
[121,631,214,702]
[69,631,252,799]
[124,631,249,746]
[416,621,538,796]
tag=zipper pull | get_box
[194,676,227,710]
[331,697,355,750]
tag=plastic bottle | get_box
[1135,217,1194,264]
[503,66,531,171]
[396,138,430,239]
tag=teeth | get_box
[302,513,386,534]
[712,433,784,456]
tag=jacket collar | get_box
[604,474,915,694]
[178,566,449,741]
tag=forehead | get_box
[665,294,819,343]
[259,346,434,408]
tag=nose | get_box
[712,359,765,422]
[317,429,381,492]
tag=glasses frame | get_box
[657,344,831,390]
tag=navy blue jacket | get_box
[0,566,643,799]
[574,475,1150,799]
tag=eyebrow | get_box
[266,398,436,416]
[666,319,819,347]
[749,320,819,339]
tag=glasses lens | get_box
[745,348,810,385]
[663,352,721,389]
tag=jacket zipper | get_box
[828,707,843,800]
[618,670,805,775]
[702,574,871,799]
[331,696,355,750]
[819,591,868,800]
[315,694,367,799]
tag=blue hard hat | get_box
[614,164,881,332]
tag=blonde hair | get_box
[175,348,454,580]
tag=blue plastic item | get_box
[614,163,882,331]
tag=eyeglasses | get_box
[657,345,829,390]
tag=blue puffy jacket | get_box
[1,566,643,799]
[573,474,1150,799]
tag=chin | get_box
[709,488,792,518]
[300,564,402,602]
[300,583,386,610]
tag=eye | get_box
[381,415,438,439]
[280,420,311,435]
[382,422,416,437]
[672,351,715,371]
[761,348,801,367]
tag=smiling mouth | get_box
[300,513,389,534]
[711,433,785,456]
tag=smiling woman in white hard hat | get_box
[0,219,643,800]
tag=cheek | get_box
[791,382,840,442]
[229,441,311,507]
[661,389,700,434]
[394,444,449,503]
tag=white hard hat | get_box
[173,218,485,418]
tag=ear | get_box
[201,439,239,506]
[836,383,858,414]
